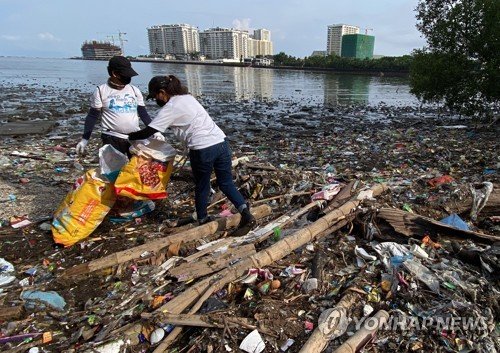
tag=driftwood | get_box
[149,184,388,352]
[242,162,277,171]
[61,204,271,279]
[378,208,500,244]
[446,184,499,217]
[332,310,389,353]
[169,244,256,281]
[140,312,273,334]
[299,290,362,353]
[323,180,357,213]
[176,200,326,269]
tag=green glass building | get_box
[341,34,375,59]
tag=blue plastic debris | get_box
[21,290,66,311]
[440,214,470,231]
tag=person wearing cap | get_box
[128,75,256,236]
[75,56,164,156]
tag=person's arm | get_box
[137,105,152,125]
[82,107,101,139]
[129,126,159,140]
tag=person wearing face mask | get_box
[75,56,164,156]
[128,75,256,236]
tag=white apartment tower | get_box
[326,24,359,56]
[248,29,273,57]
[147,24,200,57]
[199,27,249,60]
[253,29,271,41]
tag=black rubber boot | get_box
[230,207,256,237]
[198,215,215,226]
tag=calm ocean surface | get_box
[0,57,418,106]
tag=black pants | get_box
[101,134,131,157]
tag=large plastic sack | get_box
[99,144,129,183]
[52,169,116,247]
[114,156,174,200]
[129,139,177,162]
[114,141,176,200]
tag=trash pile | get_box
[0,85,499,352]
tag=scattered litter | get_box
[239,329,265,353]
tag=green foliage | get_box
[273,52,304,67]
[411,0,500,118]
[272,52,412,72]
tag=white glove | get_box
[75,139,88,155]
[152,132,165,141]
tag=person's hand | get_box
[152,132,165,141]
[75,139,89,155]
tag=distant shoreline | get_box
[70,57,409,77]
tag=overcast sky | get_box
[0,0,426,58]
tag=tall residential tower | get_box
[326,24,359,56]
[199,27,249,60]
[248,29,273,57]
[147,24,199,57]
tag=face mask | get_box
[156,98,166,107]
[118,75,132,85]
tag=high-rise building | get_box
[199,27,249,60]
[341,34,375,59]
[248,29,273,57]
[147,24,199,57]
[253,29,271,41]
[326,24,359,56]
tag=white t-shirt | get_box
[149,95,226,150]
[91,84,145,137]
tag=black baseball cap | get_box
[146,76,169,100]
[108,56,138,77]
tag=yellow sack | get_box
[52,169,116,247]
[114,156,174,200]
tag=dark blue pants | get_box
[189,140,246,221]
[101,134,131,157]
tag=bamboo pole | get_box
[299,291,362,353]
[150,184,387,352]
[332,310,389,353]
[140,313,277,338]
[61,204,272,279]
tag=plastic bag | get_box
[114,156,174,200]
[99,144,129,183]
[129,140,177,162]
[440,213,470,231]
[470,182,493,221]
[52,169,116,247]
[109,199,155,223]
[311,182,342,201]
[403,258,440,293]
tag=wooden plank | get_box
[169,244,256,281]
[61,205,271,279]
[149,184,388,353]
[378,208,500,243]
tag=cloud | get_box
[38,32,61,41]
[232,18,251,31]
[1,35,21,41]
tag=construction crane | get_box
[364,28,374,35]
[106,35,116,45]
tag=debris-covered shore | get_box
[0,82,499,353]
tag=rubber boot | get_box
[230,206,256,237]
